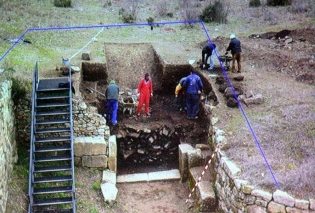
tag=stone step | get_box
[189,166,216,212]
[116,169,180,183]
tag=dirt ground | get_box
[74,168,199,213]
[203,28,315,199]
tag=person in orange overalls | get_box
[136,73,153,116]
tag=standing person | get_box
[175,77,187,112]
[137,73,153,116]
[201,43,216,70]
[225,33,242,73]
[183,70,203,120]
[105,80,119,125]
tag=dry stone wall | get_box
[210,112,315,212]
[0,80,18,213]
[16,96,110,144]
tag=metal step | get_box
[34,165,72,173]
[37,88,69,92]
[34,175,72,183]
[33,186,72,195]
[35,155,71,162]
[35,128,70,134]
[35,137,71,143]
[34,209,73,213]
[36,103,70,108]
[37,95,69,100]
[33,197,72,206]
[36,111,70,116]
[35,145,71,153]
[36,119,70,125]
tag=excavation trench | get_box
[80,43,216,175]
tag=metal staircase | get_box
[28,62,76,213]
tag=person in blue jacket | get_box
[182,70,203,119]
[105,80,119,125]
[202,43,216,70]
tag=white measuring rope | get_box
[69,27,105,60]
[82,83,106,97]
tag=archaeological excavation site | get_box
[1,26,315,213]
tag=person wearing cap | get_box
[105,80,119,125]
[175,77,187,112]
[225,34,242,73]
[182,69,203,120]
[201,43,217,70]
[137,73,153,116]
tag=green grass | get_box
[89,207,99,213]
[92,180,101,191]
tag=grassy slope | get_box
[0,0,314,79]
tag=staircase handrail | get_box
[28,61,38,210]
[68,62,76,212]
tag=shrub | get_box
[249,0,261,7]
[119,0,139,23]
[266,0,292,6]
[166,12,174,18]
[291,0,312,13]
[122,14,136,23]
[199,0,229,24]
[54,0,72,7]
[147,17,154,24]
[155,0,168,17]
[103,0,112,8]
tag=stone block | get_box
[74,157,82,167]
[251,189,273,201]
[273,190,295,207]
[241,184,254,195]
[82,155,108,169]
[101,183,118,202]
[187,148,202,168]
[74,137,107,157]
[223,159,241,177]
[189,166,212,186]
[247,205,267,213]
[195,144,210,150]
[245,195,257,205]
[82,52,91,60]
[295,199,309,210]
[267,201,286,213]
[108,135,117,173]
[286,207,315,213]
[102,170,116,185]
[196,181,216,212]
[178,144,194,182]
[255,198,268,207]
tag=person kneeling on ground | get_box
[183,70,203,120]
[201,43,216,70]
[175,77,187,112]
[225,33,242,73]
[105,80,119,125]
[137,73,153,116]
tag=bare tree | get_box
[155,0,169,17]
[119,0,141,23]
[180,0,199,28]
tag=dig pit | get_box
[80,43,216,176]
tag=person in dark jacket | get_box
[182,70,203,119]
[202,43,217,70]
[226,34,242,73]
[105,80,119,125]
